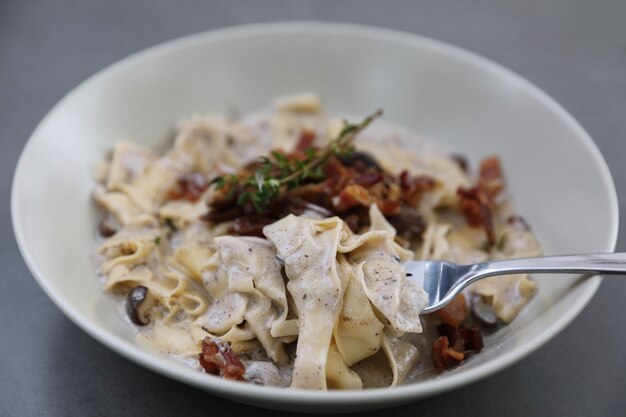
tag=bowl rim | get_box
[11,21,619,406]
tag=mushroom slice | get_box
[470,293,498,326]
[126,285,158,326]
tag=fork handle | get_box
[470,253,626,281]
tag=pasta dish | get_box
[92,94,541,389]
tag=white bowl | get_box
[11,22,618,413]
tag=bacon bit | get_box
[432,294,469,328]
[445,343,465,361]
[478,156,504,199]
[432,324,484,372]
[376,199,401,215]
[169,172,209,202]
[399,171,435,192]
[198,354,219,375]
[479,155,503,181]
[437,324,464,351]
[338,184,374,209]
[458,186,496,246]
[324,160,353,195]
[432,336,465,372]
[399,171,412,191]
[437,324,484,353]
[457,156,506,246]
[294,129,317,152]
[336,184,399,215]
[414,176,436,192]
[199,337,246,381]
[459,326,484,352]
[432,338,447,371]
[354,171,384,187]
[399,171,436,207]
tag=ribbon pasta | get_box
[93,100,540,390]
[264,205,428,390]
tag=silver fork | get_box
[405,253,626,314]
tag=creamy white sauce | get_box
[92,98,540,389]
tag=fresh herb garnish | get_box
[213,110,383,212]
[481,234,507,252]
[496,234,507,251]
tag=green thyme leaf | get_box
[215,110,382,213]
[237,192,251,205]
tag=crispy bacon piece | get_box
[437,324,464,351]
[457,156,506,247]
[338,184,374,210]
[437,324,484,353]
[168,172,209,202]
[336,184,401,215]
[458,326,484,352]
[432,294,469,328]
[204,150,437,236]
[479,156,502,178]
[376,199,401,215]
[414,176,437,192]
[432,324,484,372]
[324,159,353,195]
[294,130,317,152]
[399,171,411,190]
[399,171,436,207]
[399,171,434,192]
[354,171,384,187]
[199,337,246,381]
[458,186,496,246]
[432,336,465,372]
[478,156,504,199]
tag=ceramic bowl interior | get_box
[12,23,618,413]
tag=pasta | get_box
[93,94,541,389]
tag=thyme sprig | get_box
[213,110,383,212]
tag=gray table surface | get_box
[2,1,626,416]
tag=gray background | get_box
[2,1,626,416]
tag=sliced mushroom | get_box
[98,216,119,237]
[470,294,498,326]
[338,151,382,171]
[126,285,157,326]
[387,206,427,240]
[450,153,469,173]
[244,361,290,387]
